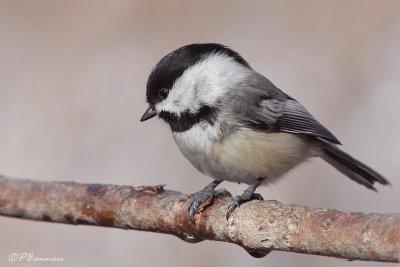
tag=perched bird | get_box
[140,43,389,221]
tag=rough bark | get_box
[0,175,398,262]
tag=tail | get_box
[320,141,389,191]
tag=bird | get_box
[140,43,389,222]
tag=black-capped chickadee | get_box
[141,43,389,221]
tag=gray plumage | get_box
[141,43,389,221]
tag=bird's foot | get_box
[226,193,263,220]
[188,181,231,223]
[226,177,265,220]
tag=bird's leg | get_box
[188,179,231,223]
[226,177,265,220]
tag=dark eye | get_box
[158,88,169,99]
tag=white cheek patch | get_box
[155,79,197,114]
[155,53,252,115]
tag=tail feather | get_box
[320,141,389,190]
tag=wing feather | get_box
[277,99,341,144]
[227,74,340,144]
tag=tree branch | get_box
[0,175,398,262]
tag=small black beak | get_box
[140,106,157,122]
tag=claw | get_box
[226,193,263,220]
[188,180,231,223]
[226,177,266,220]
[252,193,264,201]
[214,188,232,197]
[226,196,240,220]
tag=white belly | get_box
[173,124,315,185]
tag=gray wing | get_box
[277,98,341,144]
[229,74,341,144]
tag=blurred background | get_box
[0,1,399,266]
